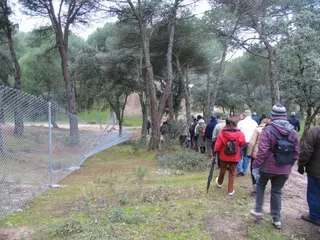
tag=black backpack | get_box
[224,140,237,155]
[222,129,240,155]
[265,125,296,165]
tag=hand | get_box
[298,166,305,175]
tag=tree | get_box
[0,0,24,134]
[278,8,320,141]
[19,0,101,140]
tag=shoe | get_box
[273,221,282,229]
[301,214,320,226]
[250,209,263,219]
[228,190,235,196]
[215,177,222,188]
[236,172,244,177]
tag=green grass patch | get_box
[77,110,142,126]
[0,143,310,239]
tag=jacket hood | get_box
[221,127,241,140]
[271,119,294,136]
[198,119,205,124]
[290,115,297,119]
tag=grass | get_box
[77,110,142,126]
[0,143,310,239]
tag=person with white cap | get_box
[250,104,300,229]
[236,109,258,176]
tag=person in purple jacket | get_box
[250,104,300,229]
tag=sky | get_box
[12,0,242,59]
[13,0,212,40]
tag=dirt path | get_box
[204,167,320,239]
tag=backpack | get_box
[224,140,238,155]
[265,125,296,165]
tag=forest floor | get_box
[0,143,319,240]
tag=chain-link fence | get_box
[0,85,131,219]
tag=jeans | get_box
[218,161,237,193]
[236,143,250,175]
[307,176,320,221]
[255,171,288,222]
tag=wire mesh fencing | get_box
[0,85,131,219]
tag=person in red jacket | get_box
[214,117,246,196]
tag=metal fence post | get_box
[48,102,53,186]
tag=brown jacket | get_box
[299,126,320,179]
[247,124,266,159]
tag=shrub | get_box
[119,195,129,206]
[132,166,149,181]
[156,151,207,172]
[54,219,83,237]
[107,206,123,223]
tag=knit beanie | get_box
[271,104,287,117]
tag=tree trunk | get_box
[299,105,304,119]
[301,106,319,143]
[176,57,191,126]
[5,11,24,135]
[185,69,191,126]
[138,50,148,142]
[168,93,174,122]
[211,39,229,109]
[158,1,178,123]
[139,92,148,142]
[56,30,79,141]
[141,30,160,150]
[204,70,212,122]
[267,46,279,106]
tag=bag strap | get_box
[264,125,283,140]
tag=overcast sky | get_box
[13,0,211,40]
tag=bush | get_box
[167,119,187,140]
[156,151,207,172]
[107,206,123,223]
[54,219,83,237]
[132,166,149,181]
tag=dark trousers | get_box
[255,171,288,222]
[250,158,256,185]
[307,176,320,221]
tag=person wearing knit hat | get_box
[250,104,300,229]
[271,104,287,117]
[236,110,258,176]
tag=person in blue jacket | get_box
[205,115,218,160]
[252,112,260,124]
[288,112,300,132]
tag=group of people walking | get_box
[189,104,319,230]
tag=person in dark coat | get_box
[288,112,301,132]
[205,116,218,160]
[250,104,300,229]
[189,117,197,149]
[146,119,151,134]
[298,125,320,226]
